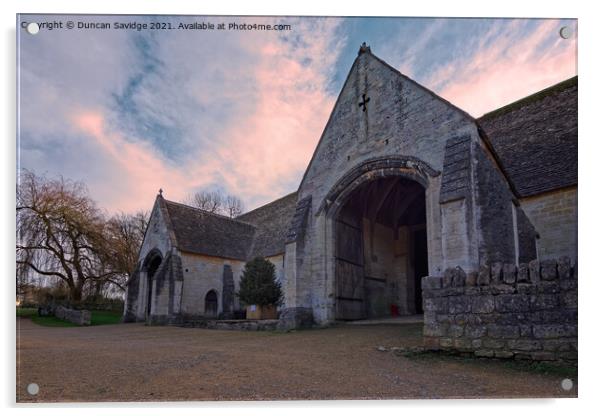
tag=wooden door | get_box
[412,228,428,314]
[205,290,218,317]
[335,219,366,320]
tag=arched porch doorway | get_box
[333,176,428,320]
[142,250,162,319]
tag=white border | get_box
[3,0,600,415]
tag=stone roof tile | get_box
[478,77,577,197]
[237,192,298,258]
[163,199,256,261]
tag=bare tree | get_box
[16,257,32,298]
[185,189,245,217]
[16,170,118,302]
[103,211,149,293]
[185,190,224,213]
[225,194,245,218]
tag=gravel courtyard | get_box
[16,318,577,402]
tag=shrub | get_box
[236,257,283,306]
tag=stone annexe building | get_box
[124,45,577,349]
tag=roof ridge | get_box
[479,76,578,121]
[163,198,256,227]
[236,191,298,220]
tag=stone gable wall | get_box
[125,198,176,322]
[290,50,482,324]
[298,52,476,212]
[139,199,173,260]
[422,257,577,364]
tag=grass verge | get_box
[17,307,123,327]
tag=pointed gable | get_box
[297,45,477,204]
[144,193,298,262]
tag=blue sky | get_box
[17,15,577,213]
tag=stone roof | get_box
[237,192,298,258]
[162,199,256,261]
[159,192,298,261]
[478,77,578,197]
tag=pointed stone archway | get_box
[141,249,163,320]
[332,176,428,320]
[319,156,441,323]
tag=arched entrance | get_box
[142,250,162,319]
[332,176,428,320]
[205,290,218,317]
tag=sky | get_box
[17,15,577,214]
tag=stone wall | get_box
[520,187,577,262]
[180,253,245,317]
[55,306,91,326]
[178,253,284,319]
[474,143,518,265]
[181,318,279,331]
[150,251,184,323]
[422,257,577,364]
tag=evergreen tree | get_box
[236,257,283,306]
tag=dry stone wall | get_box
[422,257,577,364]
[55,305,91,326]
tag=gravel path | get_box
[16,318,577,402]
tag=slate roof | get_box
[159,192,298,261]
[162,199,256,261]
[237,192,298,258]
[478,77,578,197]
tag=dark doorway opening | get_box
[334,176,428,320]
[145,254,162,319]
[205,290,218,317]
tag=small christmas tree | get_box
[237,257,283,306]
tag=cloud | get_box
[69,110,192,213]
[107,17,345,210]
[18,16,577,215]
[393,19,447,76]
[207,18,345,207]
[19,15,345,213]
[422,19,577,117]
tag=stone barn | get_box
[124,192,296,324]
[124,44,577,342]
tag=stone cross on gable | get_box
[358,93,370,112]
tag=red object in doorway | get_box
[390,304,400,317]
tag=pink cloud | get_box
[191,19,344,208]
[425,20,577,117]
[69,21,344,213]
[71,110,204,213]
